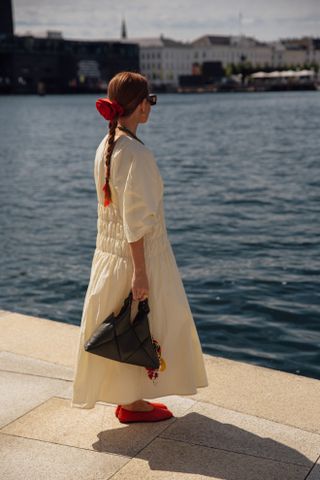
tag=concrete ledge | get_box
[0,309,78,367]
[1,309,319,479]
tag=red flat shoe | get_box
[117,405,173,423]
[115,401,168,418]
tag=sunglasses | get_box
[146,93,157,105]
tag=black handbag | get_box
[84,290,160,370]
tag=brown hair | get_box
[103,71,150,205]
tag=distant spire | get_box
[121,16,127,39]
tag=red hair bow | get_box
[96,98,124,122]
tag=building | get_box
[130,33,274,89]
[191,34,273,68]
[0,0,14,37]
[127,35,193,89]
[0,1,140,94]
[129,33,280,90]
[280,37,319,68]
[0,32,140,94]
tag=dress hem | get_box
[70,382,209,409]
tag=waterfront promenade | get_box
[1,308,319,479]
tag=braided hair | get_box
[96,71,149,207]
[102,118,118,206]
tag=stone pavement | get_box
[0,308,319,479]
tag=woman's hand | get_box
[132,268,149,301]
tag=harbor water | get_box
[0,91,319,380]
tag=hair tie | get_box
[96,98,124,122]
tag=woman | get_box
[71,71,209,423]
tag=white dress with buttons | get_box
[71,134,209,408]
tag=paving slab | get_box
[110,436,310,480]
[0,311,78,367]
[1,396,196,458]
[159,400,320,467]
[190,354,320,434]
[0,350,73,381]
[0,371,70,428]
[0,433,128,480]
[307,458,320,480]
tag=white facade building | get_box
[132,34,274,87]
[191,34,272,68]
[120,34,320,88]
[269,38,320,68]
[126,35,193,87]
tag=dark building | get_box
[202,61,224,82]
[0,34,140,94]
[0,0,14,37]
[0,0,140,94]
[179,61,224,88]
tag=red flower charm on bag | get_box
[96,98,124,122]
[145,337,166,384]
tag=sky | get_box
[13,0,320,44]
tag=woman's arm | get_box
[128,236,146,274]
[128,237,149,301]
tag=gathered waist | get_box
[95,203,169,259]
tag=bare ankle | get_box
[121,399,142,408]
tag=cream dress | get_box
[71,133,209,408]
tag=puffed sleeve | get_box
[122,148,163,243]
